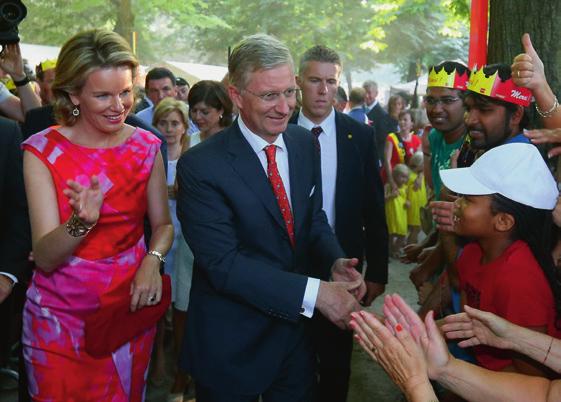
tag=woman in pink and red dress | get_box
[21,29,173,401]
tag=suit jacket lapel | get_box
[226,123,286,232]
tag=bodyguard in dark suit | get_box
[0,117,31,300]
[176,34,365,402]
[364,80,391,163]
[293,46,389,402]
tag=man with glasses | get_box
[424,61,470,200]
[176,34,365,402]
[290,45,387,402]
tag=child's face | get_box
[398,113,413,133]
[394,171,410,187]
[453,195,495,237]
[410,162,423,173]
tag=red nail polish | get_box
[396,324,403,332]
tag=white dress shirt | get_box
[297,107,338,230]
[366,100,378,113]
[238,116,319,317]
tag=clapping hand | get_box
[62,175,103,225]
[441,305,516,350]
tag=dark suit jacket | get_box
[0,118,31,281]
[176,121,344,393]
[291,111,388,284]
[367,102,391,162]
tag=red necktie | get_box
[264,145,295,247]
[311,126,323,152]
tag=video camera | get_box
[0,0,26,45]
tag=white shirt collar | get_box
[297,107,336,137]
[366,100,378,111]
[238,115,287,154]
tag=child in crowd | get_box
[406,152,427,245]
[440,143,561,375]
[385,163,410,258]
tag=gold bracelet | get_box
[535,96,559,118]
[65,211,96,237]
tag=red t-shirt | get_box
[458,240,560,371]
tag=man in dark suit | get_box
[176,34,365,402]
[0,117,31,302]
[0,117,33,402]
[292,45,388,402]
[363,80,390,163]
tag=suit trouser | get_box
[195,325,316,402]
[313,312,354,402]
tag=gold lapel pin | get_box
[347,133,353,139]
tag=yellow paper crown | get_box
[427,65,469,90]
[38,59,56,72]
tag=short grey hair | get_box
[363,80,378,91]
[228,33,294,89]
[298,45,342,75]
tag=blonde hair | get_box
[153,98,190,150]
[393,163,410,182]
[52,29,139,126]
[408,151,424,170]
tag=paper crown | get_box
[427,65,469,90]
[37,59,56,72]
[467,67,531,107]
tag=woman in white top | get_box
[152,98,190,397]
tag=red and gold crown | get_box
[467,67,531,107]
[427,66,469,90]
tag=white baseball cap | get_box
[439,143,558,210]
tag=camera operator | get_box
[0,43,41,122]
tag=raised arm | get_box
[512,33,561,129]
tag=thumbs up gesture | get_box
[511,33,546,92]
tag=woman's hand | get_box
[511,33,546,93]
[350,310,434,400]
[130,255,162,312]
[62,175,103,225]
[441,305,516,350]
[381,294,451,379]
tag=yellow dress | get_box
[407,172,428,226]
[385,184,408,236]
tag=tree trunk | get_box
[488,1,561,127]
[113,0,134,46]
[345,70,353,94]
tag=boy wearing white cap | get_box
[440,143,561,376]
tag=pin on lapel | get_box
[347,133,353,139]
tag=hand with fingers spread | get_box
[350,309,438,402]
[62,175,103,226]
[524,128,561,158]
[130,255,162,312]
[441,305,516,350]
